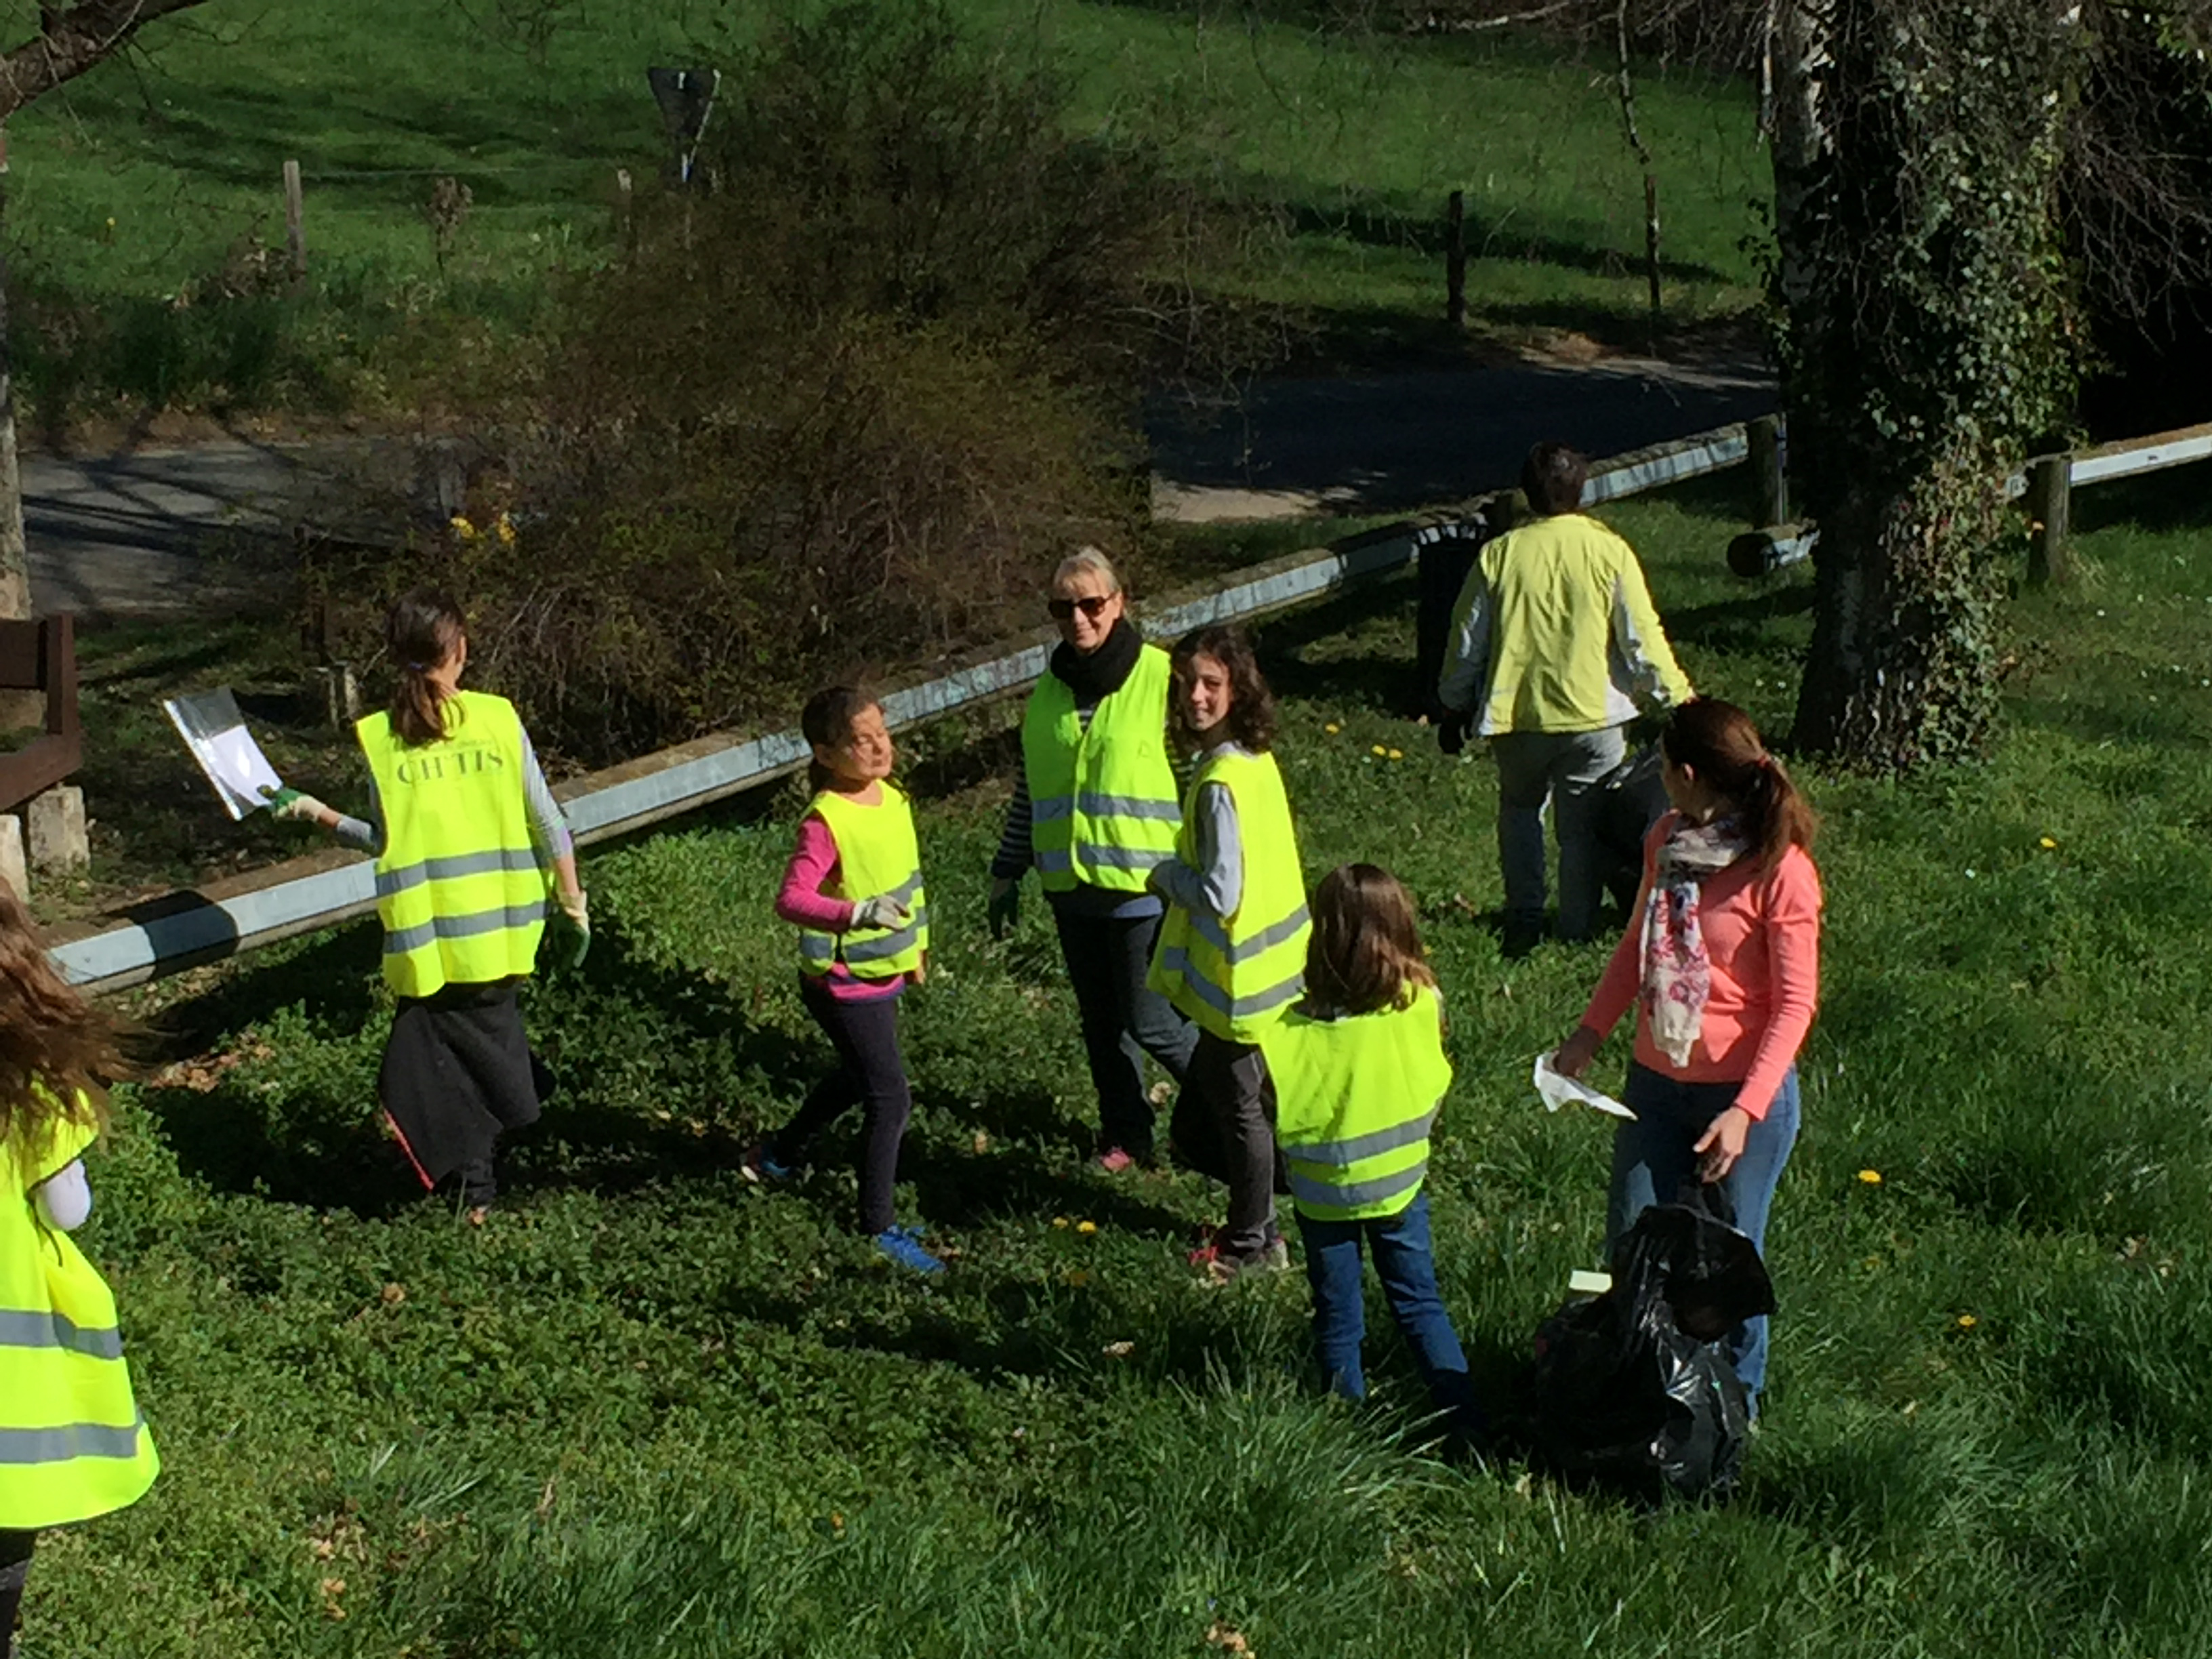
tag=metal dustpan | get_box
[163,687,285,821]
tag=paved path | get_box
[1147,352,1776,520]
[22,354,1777,617]
[24,441,350,619]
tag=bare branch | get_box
[0,0,213,123]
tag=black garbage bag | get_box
[1593,744,1668,914]
[1530,1187,1775,1501]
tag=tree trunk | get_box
[0,165,27,623]
[1774,0,2078,772]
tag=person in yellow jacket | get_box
[989,548,1196,1172]
[1437,441,1693,952]
[0,883,157,1658]
[272,588,587,1222]
[1262,864,1477,1431]
[742,687,942,1274]
[1148,624,1310,1283]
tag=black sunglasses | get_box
[1048,594,1114,621]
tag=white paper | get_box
[1568,1269,1614,1295]
[1532,1052,1637,1120]
[163,690,285,821]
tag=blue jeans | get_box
[1606,1063,1799,1400]
[1301,1193,1474,1424]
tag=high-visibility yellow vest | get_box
[0,1096,159,1530]
[1020,646,1181,893]
[1148,748,1310,1042]
[1264,985,1452,1222]
[798,783,930,980]
[357,691,547,998]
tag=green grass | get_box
[20,467,2212,1655]
[5,0,1763,418]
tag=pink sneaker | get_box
[1097,1147,1137,1175]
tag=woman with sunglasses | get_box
[990,548,1198,1170]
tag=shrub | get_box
[319,0,1275,762]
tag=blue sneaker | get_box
[874,1225,945,1275]
[741,1143,796,1185]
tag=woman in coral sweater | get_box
[1551,697,1820,1411]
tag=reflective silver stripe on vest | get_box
[375,846,542,899]
[799,934,837,965]
[1288,1159,1427,1212]
[0,1417,145,1465]
[1184,902,1311,966]
[1038,845,1168,875]
[0,1309,123,1360]
[1155,947,1303,1020]
[1283,1110,1437,1169]
[1031,792,1178,827]
[880,874,925,906]
[842,920,925,964]
[384,901,548,956]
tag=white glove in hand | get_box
[852,894,912,932]
[264,788,330,823]
[558,890,590,929]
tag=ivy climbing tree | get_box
[1773,0,2083,771]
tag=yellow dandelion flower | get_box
[2038,836,2057,850]
[1371,744,1388,757]
[1858,1168,1883,1185]
[1325,722,1341,734]
[1387,747,1404,760]
[1956,1313,1978,1330]
[495,512,518,547]
[1051,1216,1070,1229]
[449,514,479,541]
[1077,1220,1098,1235]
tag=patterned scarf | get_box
[1640,815,1754,1067]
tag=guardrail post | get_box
[1749,415,1786,526]
[2027,453,2072,586]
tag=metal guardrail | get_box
[48,421,1761,993]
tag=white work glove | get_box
[851,894,912,932]
[262,787,330,824]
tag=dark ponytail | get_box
[801,685,878,795]
[386,588,468,748]
[1660,697,1818,869]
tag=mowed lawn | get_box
[7,0,1763,415]
[35,470,2212,1656]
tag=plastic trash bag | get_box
[1530,1187,1775,1501]
[1594,744,1668,913]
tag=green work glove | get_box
[554,890,590,968]
[987,876,1020,941]
[260,786,328,823]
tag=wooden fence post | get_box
[283,159,306,282]
[1445,190,1466,329]
[1749,414,1787,526]
[2027,453,2072,585]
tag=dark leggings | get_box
[771,977,914,1235]
[1,1530,33,1659]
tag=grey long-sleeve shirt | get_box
[1147,741,1247,920]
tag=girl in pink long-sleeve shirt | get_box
[742,687,942,1274]
[1551,697,1821,1409]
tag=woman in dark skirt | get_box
[272,588,588,1219]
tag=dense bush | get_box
[319,1,1278,762]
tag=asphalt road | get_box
[22,354,1777,618]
